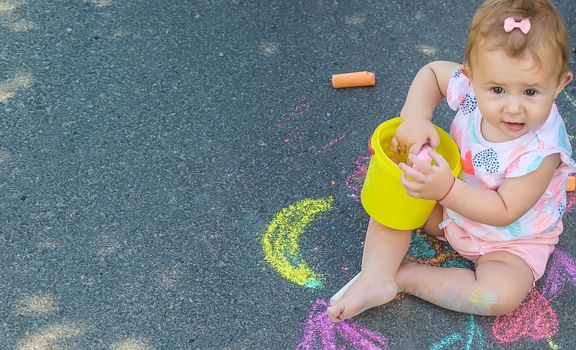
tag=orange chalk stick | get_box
[567,175,575,192]
[332,71,376,88]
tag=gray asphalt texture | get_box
[1,0,576,349]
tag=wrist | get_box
[438,176,456,203]
[400,113,432,122]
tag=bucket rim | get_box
[370,117,462,176]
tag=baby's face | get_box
[467,48,571,142]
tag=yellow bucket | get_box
[361,117,462,230]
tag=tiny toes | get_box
[327,305,344,323]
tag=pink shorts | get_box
[442,214,558,281]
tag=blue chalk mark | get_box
[466,315,484,350]
[430,333,462,350]
[408,234,436,259]
[304,278,323,289]
[475,320,484,350]
[430,315,483,350]
[440,258,474,269]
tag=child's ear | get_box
[555,71,573,99]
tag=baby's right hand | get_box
[390,118,440,157]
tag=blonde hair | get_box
[464,0,570,74]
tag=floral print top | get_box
[444,68,576,242]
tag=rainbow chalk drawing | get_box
[492,289,558,344]
[296,299,389,350]
[429,315,483,350]
[262,197,333,289]
[542,248,576,301]
[407,231,473,269]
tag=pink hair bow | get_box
[504,17,531,34]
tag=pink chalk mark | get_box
[277,102,311,141]
[315,134,347,155]
[492,289,558,344]
[564,192,576,214]
[296,299,389,350]
[542,248,576,300]
[337,322,389,350]
[345,156,370,202]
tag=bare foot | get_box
[327,273,398,322]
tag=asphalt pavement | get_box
[0,0,575,349]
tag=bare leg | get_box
[327,218,411,322]
[421,204,445,238]
[396,251,534,315]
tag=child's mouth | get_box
[503,122,525,132]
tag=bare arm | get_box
[440,154,561,226]
[394,61,461,155]
[400,60,461,121]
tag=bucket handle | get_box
[368,133,375,155]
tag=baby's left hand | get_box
[399,148,454,201]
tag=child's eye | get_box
[491,87,504,94]
[525,89,537,96]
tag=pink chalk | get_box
[296,299,389,350]
[413,144,433,171]
[492,289,558,344]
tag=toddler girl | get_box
[328,0,575,322]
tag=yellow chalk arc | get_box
[262,197,334,289]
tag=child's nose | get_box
[504,96,523,114]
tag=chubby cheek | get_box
[476,103,499,122]
[532,94,556,116]
[475,94,498,113]
[528,106,553,128]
